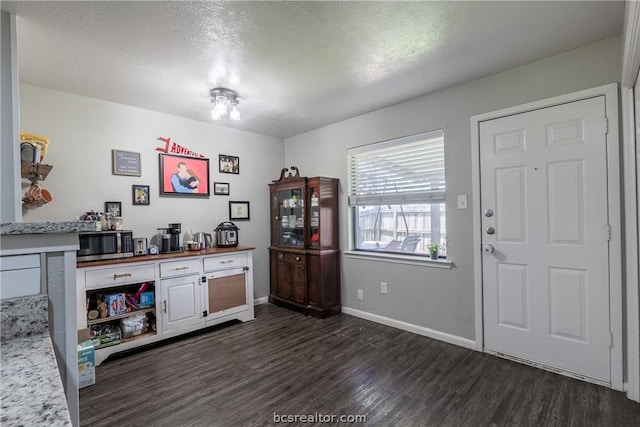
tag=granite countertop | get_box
[0,295,72,426]
[0,221,95,235]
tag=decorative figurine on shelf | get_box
[97,300,108,318]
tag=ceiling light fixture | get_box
[209,88,240,121]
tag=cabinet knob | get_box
[295,256,300,261]
[278,254,284,259]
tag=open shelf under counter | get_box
[87,307,155,326]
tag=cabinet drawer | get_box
[276,252,305,266]
[160,258,201,278]
[1,254,40,271]
[85,263,155,289]
[203,253,247,272]
[0,268,41,299]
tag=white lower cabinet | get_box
[77,249,254,366]
[160,274,203,333]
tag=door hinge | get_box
[610,331,614,348]
[604,117,609,134]
[607,224,611,241]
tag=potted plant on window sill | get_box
[428,242,441,260]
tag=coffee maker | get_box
[168,223,181,252]
[157,223,182,253]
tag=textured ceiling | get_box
[1,1,624,139]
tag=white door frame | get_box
[621,0,640,402]
[470,83,623,390]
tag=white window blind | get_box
[347,130,445,206]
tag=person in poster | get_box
[171,162,200,193]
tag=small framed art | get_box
[214,182,230,195]
[105,201,122,217]
[132,185,150,205]
[229,201,250,220]
[219,154,239,174]
[112,150,141,176]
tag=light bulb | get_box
[214,95,228,116]
[230,104,240,121]
[210,99,221,120]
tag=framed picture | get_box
[105,201,122,217]
[159,153,210,197]
[213,182,230,196]
[132,185,150,205]
[112,150,141,176]
[229,201,250,220]
[219,154,239,174]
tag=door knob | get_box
[486,227,495,235]
[482,244,495,254]
[484,209,494,217]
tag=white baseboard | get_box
[341,306,476,350]
[254,296,269,305]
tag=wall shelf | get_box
[21,161,53,182]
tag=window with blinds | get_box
[347,130,446,257]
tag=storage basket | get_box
[19,132,49,163]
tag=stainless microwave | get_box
[77,231,134,262]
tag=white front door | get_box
[480,96,611,383]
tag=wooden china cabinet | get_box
[268,167,340,318]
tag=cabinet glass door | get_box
[278,188,305,247]
[308,185,320,249]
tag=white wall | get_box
[15,35,624,341]
[19,84,284,298]
[285,36,622,340]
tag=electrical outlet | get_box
[357,289,364,301]
[381,282,388,294]
[458,194,468,209]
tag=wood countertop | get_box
[76,246,255,268]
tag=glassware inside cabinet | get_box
[309,187,320,249]
[278,188,304,247]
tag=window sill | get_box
[344,250,453,269]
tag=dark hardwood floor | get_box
[80,304,640,426]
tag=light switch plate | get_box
[458,194,468,209]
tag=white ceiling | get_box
[2,1,624,139]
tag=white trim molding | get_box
[341,306,476,350]
[254,296,269,305]
[622,0,640,88]
[470,83,624,391]
[344,251,453,269]
[622,84,640,403]
[621,0,640,403]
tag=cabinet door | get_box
[160,274,202,333]
[275,187,306,248]
[307,177,339,250]
[205,267,248,319]
[275,253,305,304]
